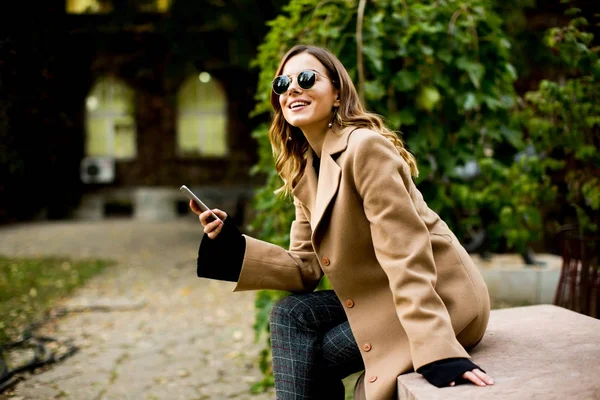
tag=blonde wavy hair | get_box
[269,45,418,196]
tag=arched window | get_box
[67,0,172,13]
[85,77,137,159]
[66,0,111,13]
[176,72,228,157]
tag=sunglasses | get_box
[272,69,334,95]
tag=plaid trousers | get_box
[269,290,365,400]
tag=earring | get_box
[335,111,343,126]
[329,108,340,129]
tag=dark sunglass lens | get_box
[297,70,316,89]
[273,76,290,95]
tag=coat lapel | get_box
[311,152,341,232]
[292,126,359,234]
[291,150,317,220]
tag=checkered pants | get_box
[269,290,365,399]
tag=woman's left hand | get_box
[450,369,494,387]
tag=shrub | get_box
[517,7,600,235]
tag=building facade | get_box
[1,0,279,224]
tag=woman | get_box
[190,45,494,400]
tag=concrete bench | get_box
[397,305,600,399]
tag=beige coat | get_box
[234,126,490,400]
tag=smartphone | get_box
[180,185,221,223]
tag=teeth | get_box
[290,102,309,109]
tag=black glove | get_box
[196,216,245,282]
[417,358,484,388]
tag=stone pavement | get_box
[0,218,275,400]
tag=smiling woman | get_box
[191,45,494,400]
[267,46,417,198]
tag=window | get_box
[176,72,228,157]
[66,0,172,14]
[85,77,137,160]
[67,0,111,13]
[137,0,171,13]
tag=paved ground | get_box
[0,218,275,400]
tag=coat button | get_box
[362,342,372,352]
[344,299,354,308]
[368,375,377,383]
[321,257,330,266]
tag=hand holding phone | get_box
[180,185,222,223]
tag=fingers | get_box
[462,370,485,387]
[189,200,202,215]
[461,369,494,387]
[189,201,228,222]
[212,209,228,220]
[199,209,227,225]
[473,369,494,385]
[189,202,228,239]
[202,216,223,239]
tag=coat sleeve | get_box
[350,130,470,370]
[233,197,324,293]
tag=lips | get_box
[288,100,311,109]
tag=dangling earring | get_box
[329,108,341,129]
[335,111,343,127]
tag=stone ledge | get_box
[397,305,600,399]
[472,253,562,305]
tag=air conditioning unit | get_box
[80,157,115,184]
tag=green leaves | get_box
[456,57,486,89]
[462,92,479,111]
[393,70,420,91]
[517,11,600,235]
[416,86,441,111]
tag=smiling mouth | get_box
[289,101,311,109]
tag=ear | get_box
[333,91,341,107]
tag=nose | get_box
[287,77,302,94]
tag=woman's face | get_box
[278,53,340,131]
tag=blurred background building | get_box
[0,0,597,229]
[0,0,287,224]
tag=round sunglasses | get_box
[272,69,334,95]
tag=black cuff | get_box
[417,358,484,388]
[196,216,245,282]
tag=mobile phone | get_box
[180,185,221,223]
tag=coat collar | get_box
[292,126,358,233]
